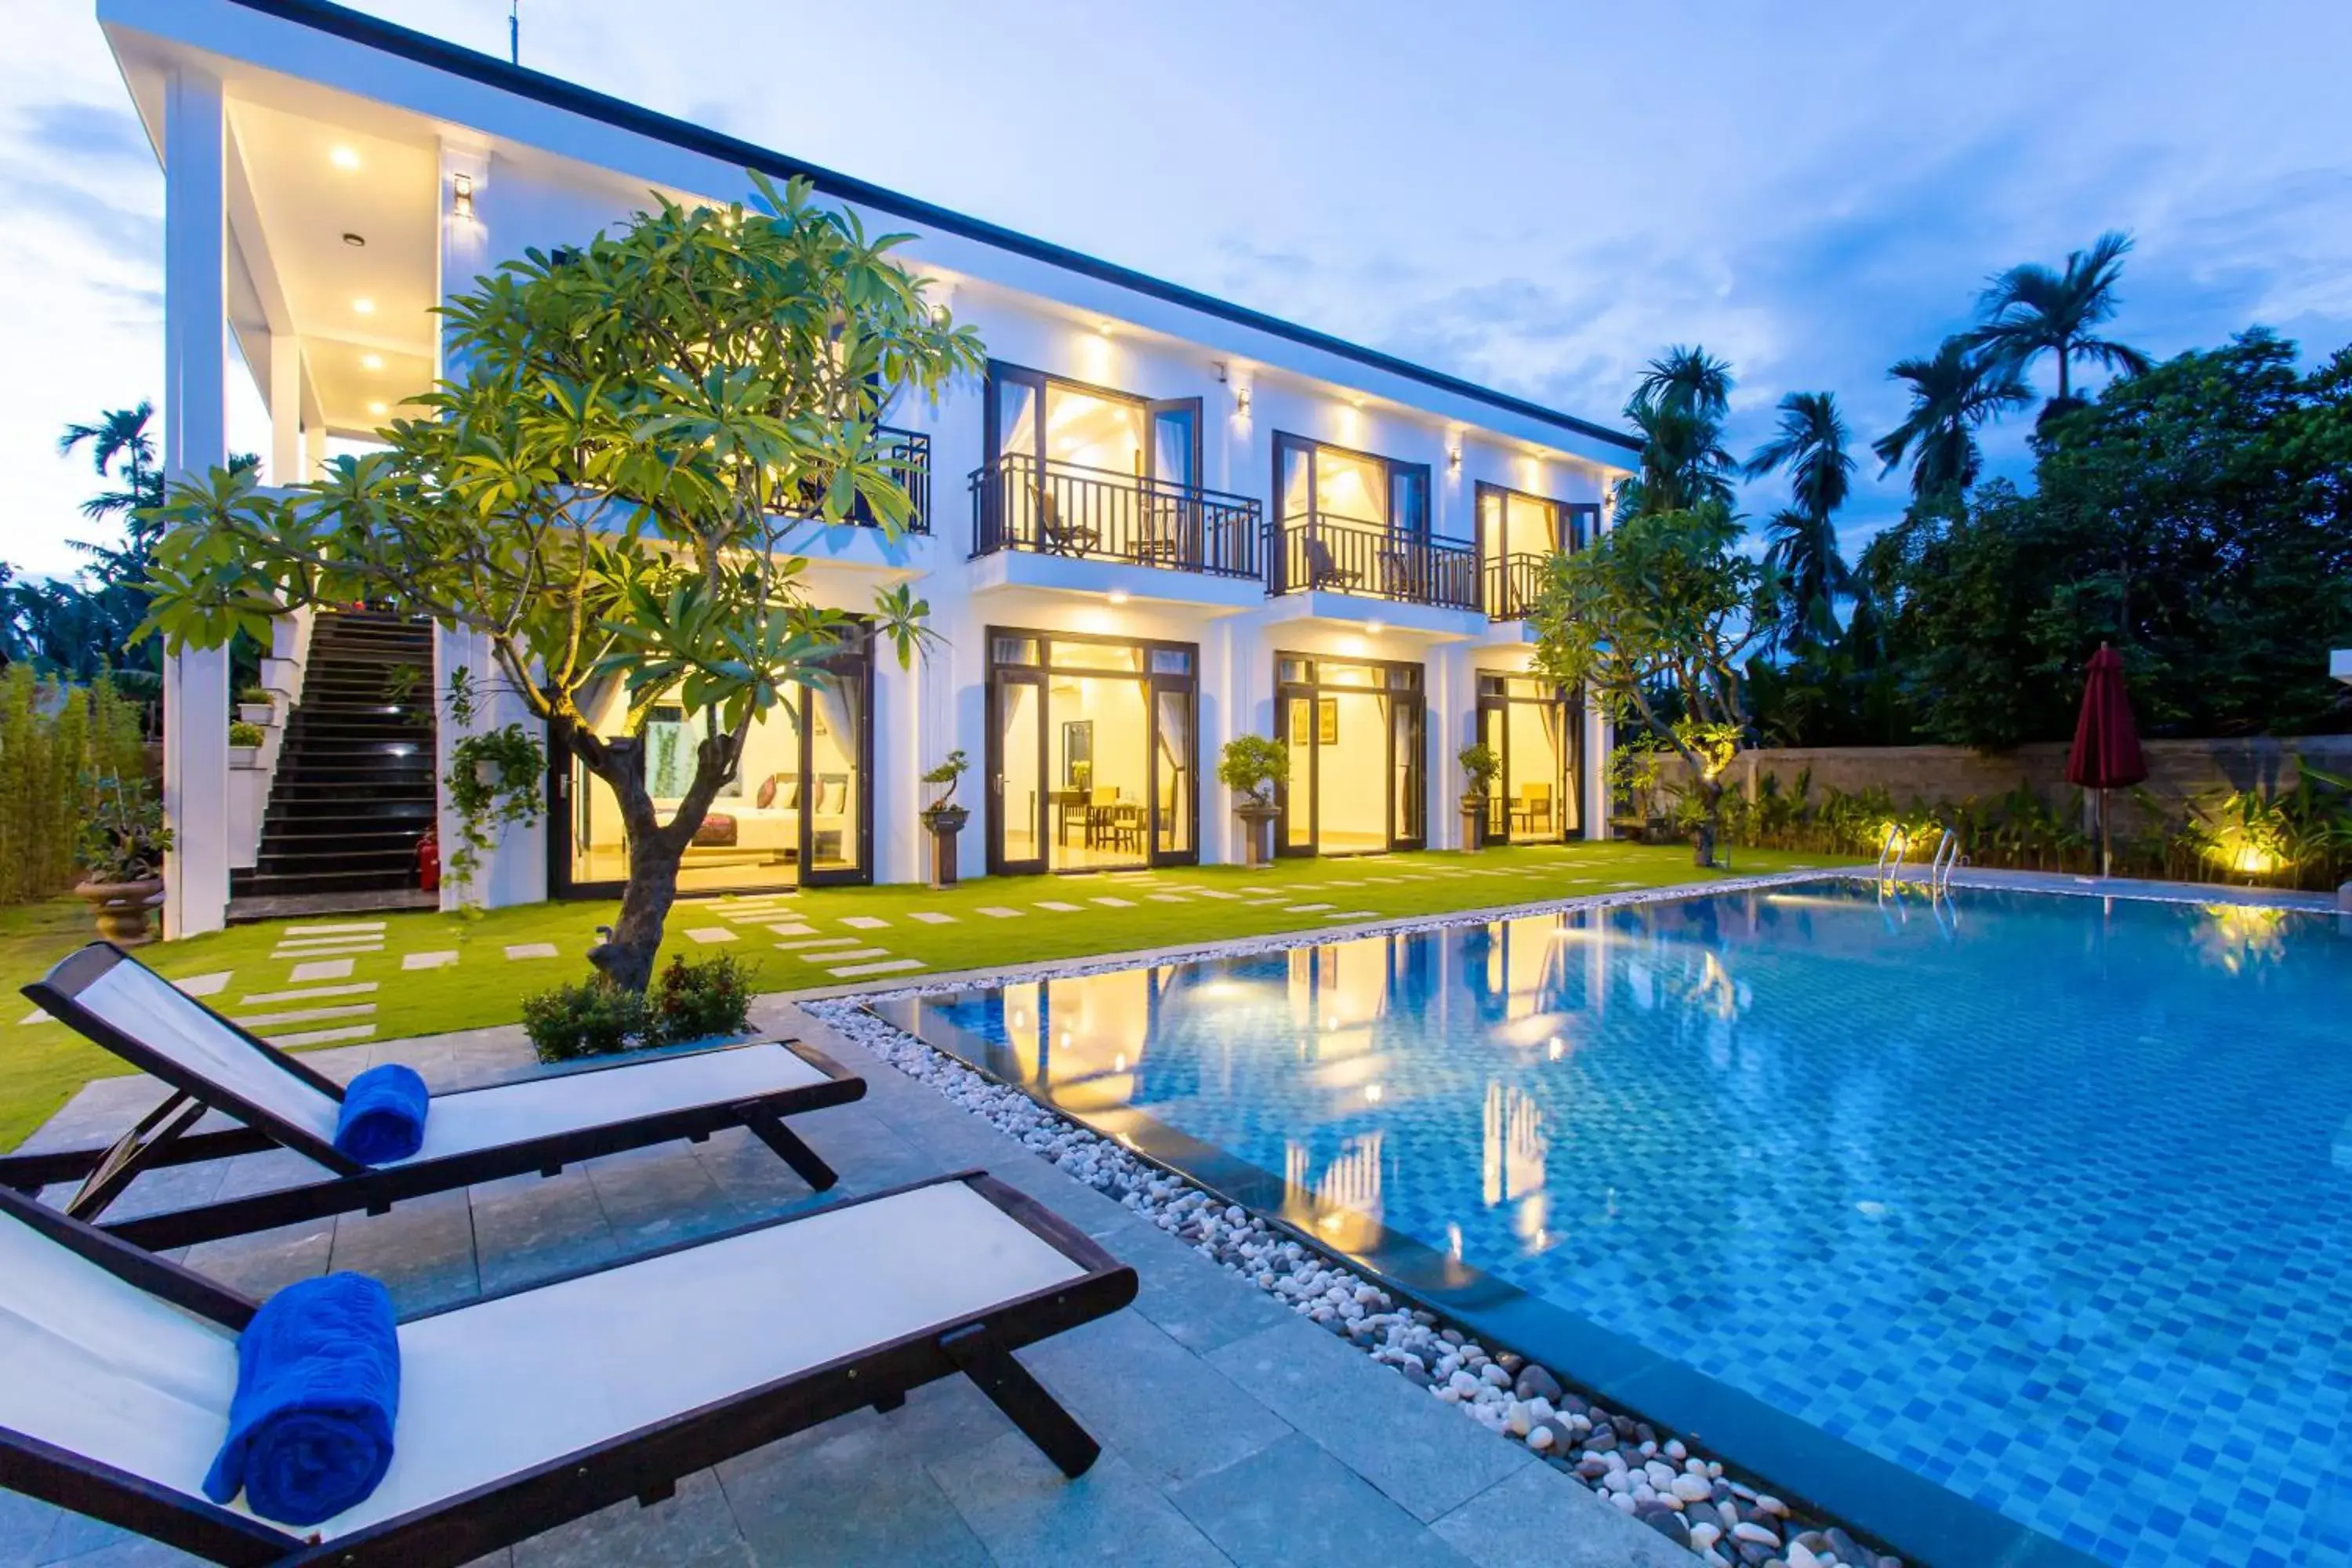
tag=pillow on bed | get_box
[815,775,848,815]
[756,774,800,810]
[694,814,739,847]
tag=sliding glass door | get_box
[1477,673,1582,843]
[987,630,1199,875]
[1273,653,1427,857]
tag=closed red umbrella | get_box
[2065,643,2147,875]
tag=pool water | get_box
[917,884,2352,1566]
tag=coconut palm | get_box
[57,403,162,526]
[1742,392,1857,652]
[1744,390,1855,521]
[1615,396,1737,517]
[1872,338,2031,500]
[1968,231,2153,415]
[1632,344,1733,421]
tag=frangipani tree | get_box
[141,172,985,989]
[1526,503,1766,867]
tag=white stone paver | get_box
[1091,896,1137,908]
[289,958,354,983]
[232,1001,378,1028]
[976,906,1024,918]
[774,936,861,952]
[1287,903,1334,913]
[173,972,232,996]
[804,946,888,963]
[503,942,559,960]
[273,940,383,957]
[282,921,386,936]
[241,982,379,1006]
[1240,886,1282,895]
[1035,901,1081,913]
[826,957,927,978]
[765,923,816,938]
[1324,910,1381,920]
[1146,894,1188,904]
[402,951,458,971]
[906,911,958,924]
[264,1023,377,1048]
[17,1007,49,1025]
[1192,890,1240,900]
[684,927,737,944]
[840,916,890,930]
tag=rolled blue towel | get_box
[332,1064,429,1164]
[203,1272,401,1526]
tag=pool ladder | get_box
[1875,824,1966,895]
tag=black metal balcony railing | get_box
[1269,512,1479,612]
[969,454,1263,579]
[1485,551,1554,621]
[791,425,931,533]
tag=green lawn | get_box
[0,842,1843,1152]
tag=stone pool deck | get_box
[3,998,1692,1568]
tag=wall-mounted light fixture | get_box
[351,297,376,315]
[329,145,361,171]
[341,231,366,249]
[360,353,383,372]
[367,401,388,416]
[1447,447,1461,472]
[452,172,474,220]
[1234,386,1253,416]
[1095,320,1114,337]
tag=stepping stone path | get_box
[906,911,957,924]
[804,946,887,964]
[684,927,736,944]
[402,951,457,970]
[827,957,925,978]
[1036,901,1081,913]
[175,973,232,996]
[241,982,378,1006]
[766,923,816,938]
[976,907,1023,918]
[840,916,890,929]
[289,958,354,982]
[504,943,558,960]
[775,937,860,952]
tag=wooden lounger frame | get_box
[0,1169,1135,1567]
[0,943,864,1250]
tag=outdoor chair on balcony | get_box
[1299,534,1362,591]
[1375,548,1414,600]
[0,943,864,1251]
[1032,488,1101,557]
[0,1167,1136,1567]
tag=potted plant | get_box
[75,772,172,944]
[1217,735,1288,869]
[235,684,274,727]
[1458,742,1501,851]
[444,722,547,902]
[229,720,265,768]
[920,749,969,888]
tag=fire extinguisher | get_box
[416,825,441,892]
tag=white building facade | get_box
[103,0,1640,937]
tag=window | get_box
[985,361,1201,485]
[1274,434,1433,539]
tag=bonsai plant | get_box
[920,749,969,888]
[76,772,172,944]
[1457,741,1501,851]
[235,684,273,726]
[1217,735,1288,869]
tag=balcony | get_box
[1268,513,1479,612]
[969,454,1263,579]
[793,426,931,533]
[1484,551,1554,621]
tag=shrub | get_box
[0,668,148,903]
[523,951,752,1063]
[522,977,654,1063]
[1216,735,1288,804]
[235,684,269,704]
[651,951,753,1044]
[229,720,264,747]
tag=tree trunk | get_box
[564,720,741,994]
[1690,778,1723,869]
[599,828,682,993]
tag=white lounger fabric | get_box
[74,960,343,1145]
[0,1203,238,1498]
[402,1044,832,1163]
[0,1180,1083,1540]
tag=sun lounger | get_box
[0,1167,1136,1566]
[0,943,863,1250]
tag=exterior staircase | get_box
[228,610,439,916]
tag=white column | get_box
[161,67,230,938]
[267,332,302,486]
[1584,701,1613,840]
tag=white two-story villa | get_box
[103,0,1640,937]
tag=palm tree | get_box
[1742,393,1857,652]
[57,403,161,525]
[1757,507,1856,652]
[1744,391,1855,521]
[1632,344,1733,421]
[1872,338,2031,500]
[1968,231,2152,415]
[1616,397,1737,517]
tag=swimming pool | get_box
[895,881,2352,1567]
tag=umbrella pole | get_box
[2099,786,2111,877]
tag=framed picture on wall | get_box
[1062,719,1094,787]
[1316,697,1338,745]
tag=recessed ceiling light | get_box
[342,231,366,248]
[1095,321,1114,336]
[352,297,375,314]
[329,146,361,170]
[360,353,383,372]
[367,401,388,416]
[1107,590,1130,605]
[1364,620,1385,635]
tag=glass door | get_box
[989,666,1047,876]
[1275,654,1425,857]
[1477,674,1581,844]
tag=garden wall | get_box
[1729,736,2352,818]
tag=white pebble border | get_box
[811,996,1907,1568]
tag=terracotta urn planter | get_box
[75,877,164,946]
[1234,801,1278,869]
[1459,795,1490,852]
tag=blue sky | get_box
[4,1,2351,576]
